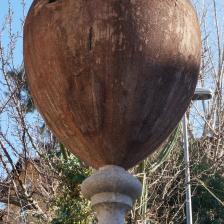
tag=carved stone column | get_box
[81,166,142,224]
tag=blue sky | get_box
[0,0,32,67]
[0,0,33,181]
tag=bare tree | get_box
[0,0,223,223]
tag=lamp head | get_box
[193,88,213,101]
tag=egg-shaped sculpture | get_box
[24,0,201,169]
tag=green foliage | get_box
[131,132,224,224]
[192,154,224,224]
[49,150,93,224]
[131,127,186,223]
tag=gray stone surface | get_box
[81,165,142,224]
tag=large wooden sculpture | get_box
[24,0,201,223]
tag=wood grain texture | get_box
[24,0,201,169]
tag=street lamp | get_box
[183,87,213,224]
[192,88,213,101]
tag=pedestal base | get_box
[81,165,142,224]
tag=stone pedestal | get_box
[81,165,142,224]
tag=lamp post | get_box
[183,87,213,224]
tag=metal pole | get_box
[182,114,193,224]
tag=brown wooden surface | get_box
[24,0,201,169]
